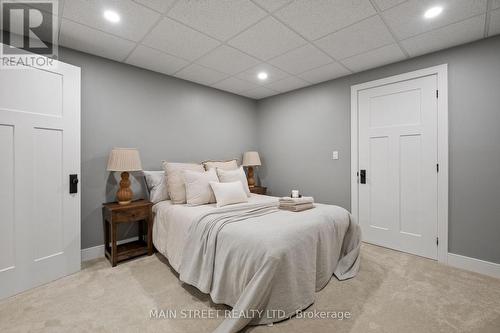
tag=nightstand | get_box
[102,199,153,267]
[249,186,267,195]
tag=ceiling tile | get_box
[62,0,160,42]
[228,17,307,60]
[275,0,376,40]
[265,76,309,92]
[251,0,292,12]
[401,15,486,57]
[269,44,332,74]
[195,45,261,75]
[298,62,351,83]
[372,0,407,10]
[133,0,175,13]
[382,0,487,40]
[125,45,189,75]
[174,64,229,86]
[212,77,260,94]
[489,9,500,36]
[143,17,220,61]
[236,64,289,84]
[315,16,395,60]
[241,86,279,99]
[167,0,267,41]
[59,19,136,61]
[341,44,406,72]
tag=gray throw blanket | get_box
[178,201,361,333]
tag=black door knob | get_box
[360,170,366,184]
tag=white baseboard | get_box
[448,253,500,279]
[81,237,139,262]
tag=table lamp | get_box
[242,151,261,188]
[107,148,142,205]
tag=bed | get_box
[152,194,361,333]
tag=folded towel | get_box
[279,202,314,212]
[279,196,314,205]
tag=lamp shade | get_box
[107,148,142,172]
[242,151,261,166]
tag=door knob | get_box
[69,174,78,194]
[360,170,366,184]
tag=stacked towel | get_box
[279,196,314,212]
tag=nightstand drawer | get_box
[249,186,267,195]
[113,207,148,222]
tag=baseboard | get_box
[447,253,500,279]
[81,237,139,262]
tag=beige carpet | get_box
[1,244,499,333]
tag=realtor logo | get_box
[1,0,58,68]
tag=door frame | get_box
[350,64,448,264]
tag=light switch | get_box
[332,151,339,160]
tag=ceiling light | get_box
[104,10,120,23]
[424,6,443,19]
[257,72,268,80]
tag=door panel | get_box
[369,136,391,230]
[33,128,64,261]
[399,134,422,236]
[369,89,421,127]
[0,48,80,299]
[0,67,63,116]
[358,75,438,259]
[0,125,15,273]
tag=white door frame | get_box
[350,64,449,264]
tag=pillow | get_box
[216,166,251,197]
[143,170,169,203]
[183,169,219,206]
[209,181,248,208]
[203,159,238,171]
[162,162,204,204]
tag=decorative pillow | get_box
[143,170,169,203]
[203,159,238,171]
[216,166,251,197]
[209,181,248,208]
[183,169,219,206]
[162,162,204,204]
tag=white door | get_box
[0,55,81,299]
[357,75,438,259]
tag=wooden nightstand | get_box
[102,200,153,267]
[249,186,267,195]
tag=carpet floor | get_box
[1,243,499,333]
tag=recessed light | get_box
[104,10,120,23]
[257,72,268,80]
[424,6,443,19]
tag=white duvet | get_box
[153,194,361,333]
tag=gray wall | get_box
[60,35,500,264]
[256,36,500,264]
[59,48,258,249]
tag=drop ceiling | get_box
[53,0,500,99]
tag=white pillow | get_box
[216,166,251,197]
[209,181,248,208]
[162,162,204,204]
[203,159,238,171]
[183,169,219,206]
[143,170,169,203]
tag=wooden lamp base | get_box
[116,171,133,205]
[247,166,256,188]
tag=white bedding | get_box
[152,194,361,333]
[153,194,276,271]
